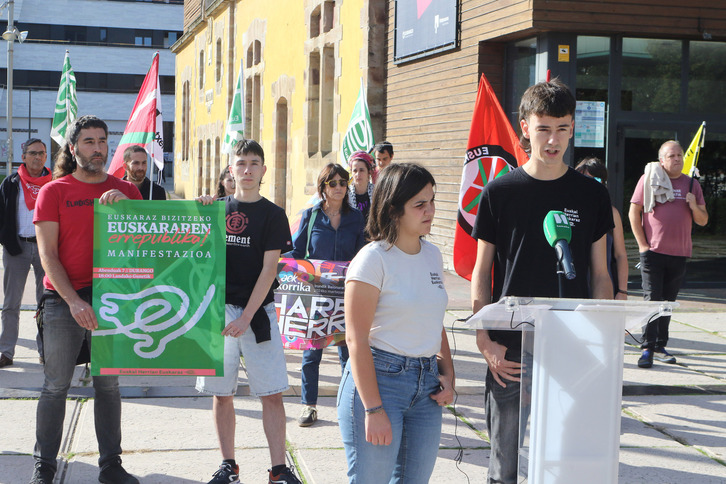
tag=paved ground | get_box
[1,235,725,483]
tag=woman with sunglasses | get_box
[338,163,454,483]
[289,163,366,427]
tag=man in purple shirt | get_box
[629,140,709,368]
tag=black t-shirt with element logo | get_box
[223,196,292,307]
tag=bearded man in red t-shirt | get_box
[29,115,142,484]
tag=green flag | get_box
[340,79,374,164]
[50,51,78,146]
[91,200,226,376]
[222,60,245,155]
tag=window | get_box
[164,31,178,48]
[621,38,681,113]
[245,41,263,142]
[306,2,337,156]
[134,29,153,46]
[199,49,205,90]
[688,41,726,115]
[215,137,221,178]
[274,99,288,209]
[206,139,212,194]
[182,81,190,159]
[197,140,204,196]
[506,37,536,123]
[576,36,610,102]
[310,5,321,38]
[216,38,222,83]
[306,51,320,155]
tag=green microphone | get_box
[543,210,576,280]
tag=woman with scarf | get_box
[347,150,375,226]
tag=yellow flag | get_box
[682,121,706,176]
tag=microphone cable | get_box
[448,315,472,484]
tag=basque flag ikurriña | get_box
[453,74,529,280]
[107,52,164,179]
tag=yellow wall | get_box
[173,5,233,199]
[173,0,371,217]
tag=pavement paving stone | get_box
[72,397,272,454]
[672,312,726,335]
[63,448,271,484]
[623,395,726,461]
[0,400,78,455]
[618,445,726,484]
[295,448,347,484]
[0,454,42,484]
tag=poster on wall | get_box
[574,101,606,148]
[275,258,348,350]
[394,0,459,63]
[91,200,226,376]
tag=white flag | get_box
[50,51,77,145]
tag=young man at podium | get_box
[470,79,614,484]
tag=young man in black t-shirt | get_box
[196,140,299,484]
[470,80,613,484]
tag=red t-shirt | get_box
[631,174,705,257]
[34,174,142,291]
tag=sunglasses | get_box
[324,179,348,188]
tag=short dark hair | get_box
[367,163,435,246]
[123,145,148,164]
[22,138,46,154]
[518,79,576,153]
[374,141,394,157]
[575,157,608,183]
[317,163,351,214]
[234,139,265,163]
[53,115,109,179]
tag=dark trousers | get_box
[639,250,687,350]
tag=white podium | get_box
[467,297,676,484]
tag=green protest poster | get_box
[91,200,226,376]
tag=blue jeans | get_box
[301,345,349,405]
[337,347,442,484]
[34,295,123,472]
[485,368,521,484]
[639,250,687,349]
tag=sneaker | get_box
[0,354,13,368]
[29,462,54,484]
[297,405,318,427]
[208,462,240,484]
[99,457,139,484]
[654,348,677,364]
[269,466,302,484]
[638,349,654,368]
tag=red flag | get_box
[107,52,163,178]
[453,74,529,280]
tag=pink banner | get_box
[275,258,348,350]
